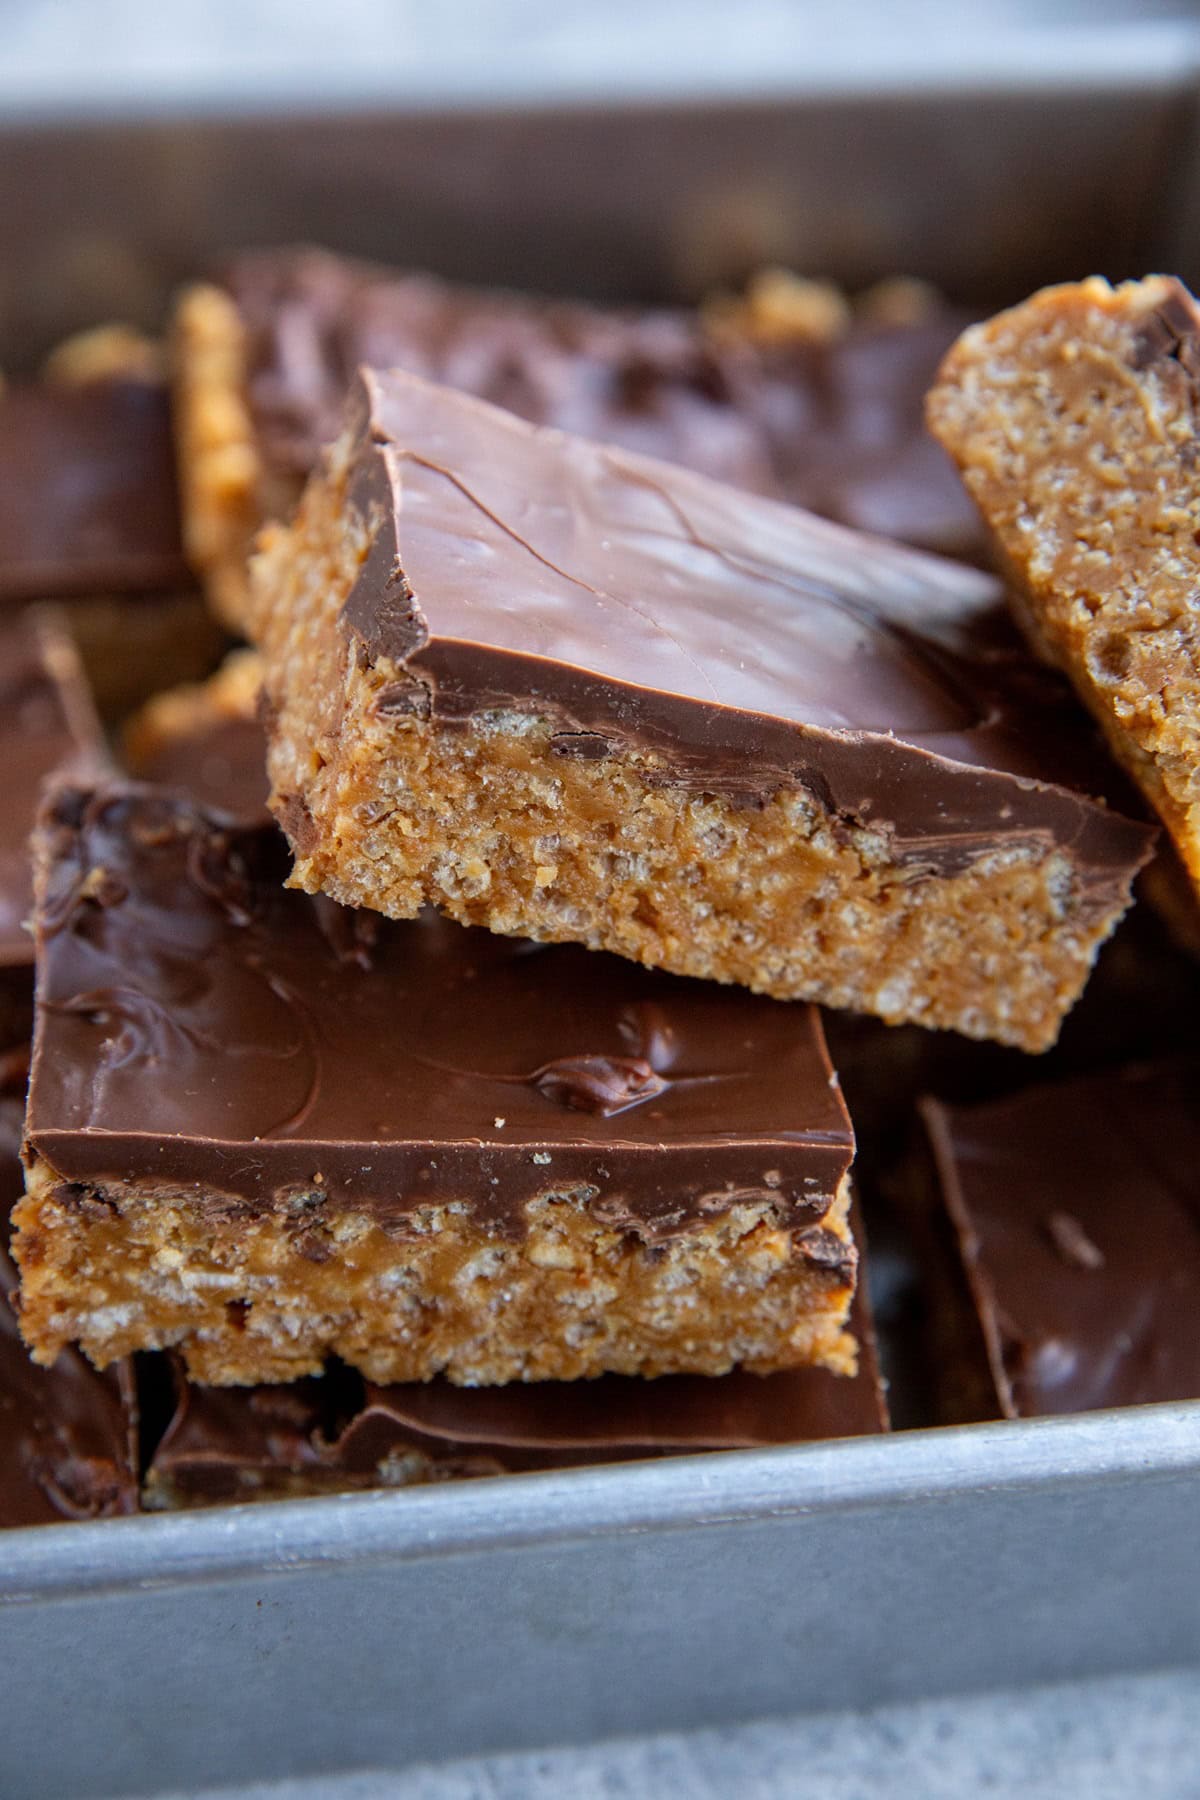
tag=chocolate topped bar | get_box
[0,616,104,968]
[16,783,858,1386]
[227,248,777,511]
[145,1274,886,1508]
[919,1060,1200,1416]
[174,248,977,626]
[335,370,1142,847]
[250,367,1154,1051]
[0,376,222,720]
[0,380,190,603]
[227,249,976,550]
[0,1047,138,1526]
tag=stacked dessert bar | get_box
[1,252,1197,1524]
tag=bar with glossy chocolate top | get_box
[919,1060,1200,1417]
[174,248,978,626]
[145,1270,886,1508]
[229,249,977,546]
[250,366,1155,1051]
[16,781,859,1388]
[0,1045,138,1527]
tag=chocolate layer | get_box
[0,380,191,603]
[0,1046,138,1526]
[328,368,1153,886]
[754,316,982,555]
[228,249,978,557]
[126,708,270,826]
[144,1369,358,1506]
[228,249,776,512]
[0,617,105,967]
[146,1245,885,1506]
[919,1061,1200,1416]
[28,783,855,1244]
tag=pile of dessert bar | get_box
[1,253,1197,1524]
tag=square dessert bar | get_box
[927,276,1200,900]
[15,782,858,1387]
[918,1060,1200,1418]
[144,1265,886,1509]
[171,247,976,625]
[248,367,1156,1052]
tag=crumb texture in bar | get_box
[16,782,857,1386]
[248,367,1155,1051]
[927,275,1200,896]
[144,1269,885,1509]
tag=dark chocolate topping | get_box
[335,368,1154,884]
[145,1367,348,1504]
[127,711,271,827]
[0,618,105,968]
[226,247,977,557]
[28,783,854,1241]
[0,1047,138,1527]
[754,318,982,555]
[920,1059,1200,1417]
[0,380,191,603]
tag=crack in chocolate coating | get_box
[334,369,1153,886]
[28,783,855,1241]
[0,1049,138,1526]
[0,618,106,968]
[920,1060,1200,1417]
[225,247,980,557]
[0,381,191,604]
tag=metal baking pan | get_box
[3,1409,1200,1798]
[3,21,1200,1797]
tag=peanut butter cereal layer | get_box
[928,276,1200,897]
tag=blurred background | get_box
[3,0,1200,360]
